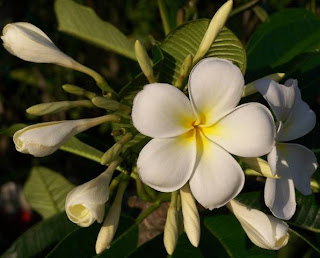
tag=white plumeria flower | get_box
[65,171,113,227]
[132,57,275,209]
[13,115,119,157]
[255,79,318,220]
[1,22,79,68]
[227,200,289,250]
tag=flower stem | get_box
[136,199,161,224]
[157,0,171,35]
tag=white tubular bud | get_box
[92,97,131,113]
[241,157,280,178]
[134,40,156,83]
[193,0,233,64]
[164,191,179,255]
[62,84,96,99]
[227,200,289,250]
[26,100,93,116]
[65,160,120,227]
[242,73,285,97]
[13,114,120,157]
[180,183,200,247]
[95,178,129,254]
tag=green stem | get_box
[230,0,260,17]
[157,0,171,35]
[288,228,320,254]
[136,200,161,224]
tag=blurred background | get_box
[0,0,319,254]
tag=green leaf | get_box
[159,19,247,84]
[60,136,104,163]
[2,212,78,258]
[237,191,320,233]
[246,8,320,75]
[54,0,136,60]
[24,166,74,219]
[46,215,138,258]
[204,215,277,258]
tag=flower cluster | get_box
[1,0,318,255]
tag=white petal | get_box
[188,57,244,126]
[277,143,317,195]
[137,132,197,192]
[255,79,295,122]
[267,146,278,176]
[189,135,244,210]
[203,103,275,157]
[264,176,296,220]
[132,83,196,138]
[278,81,316,141]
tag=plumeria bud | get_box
[241,157,280,178]
[164,191,179,255]
[101,133,133,165]
[65,159,120,227]
[180,183,200,247]
[2,22,116,95]
[175,54,192,88]
[26,100,93,116]
[13,114,120,157]
[134,40,156,83]
[62,84,96,100]
[92,97,131,113]
[193,0,233,64]
[227,200,289,250]
[95,178,129,254]
[242,73,285,97]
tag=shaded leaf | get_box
[24,166,74,219]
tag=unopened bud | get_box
[193,0,233,64]
[135,40,156,83]
[164,191,179,255]
[92,97,131,113]
[175,54,192,88]
[180,183,200,247]
[26,100,93,116]
[62,84,96,99]
[101,133,133,165]
[241,157,280,178]
[242,73,285,97]
[95,179,129,254]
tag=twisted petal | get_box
[203,103,275,157]
[255,79,295,122]
[132,83,196,138]
[278,81,316,141]
[189,135,244,210]
[264,165,296,220]
[278,143,317,195]
[189,58,244,125]
[137,132,197,192]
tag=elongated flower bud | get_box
[242,73,285,97]
[175,54,192,88]
[164,191,179,255]
[101,133,133,165]
[193,0,233,64]
[26,100,93,116]
[92,97,131,113]
[65,160,120,227]
[134,40,156,83]
[240,157,279,178]
[227,200,289,250]
[95,178,129,254]
[62,84,96,100]
[13,114,120,157]
[180,183,200,247]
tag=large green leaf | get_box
[204,215,276,258]
[24,166,74,219]
[46,215,138,258]
[60,136,104,163]
[237,191,320,233]
[54,0,136,60]
[246,8,320,76]
[2,212,77,258]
